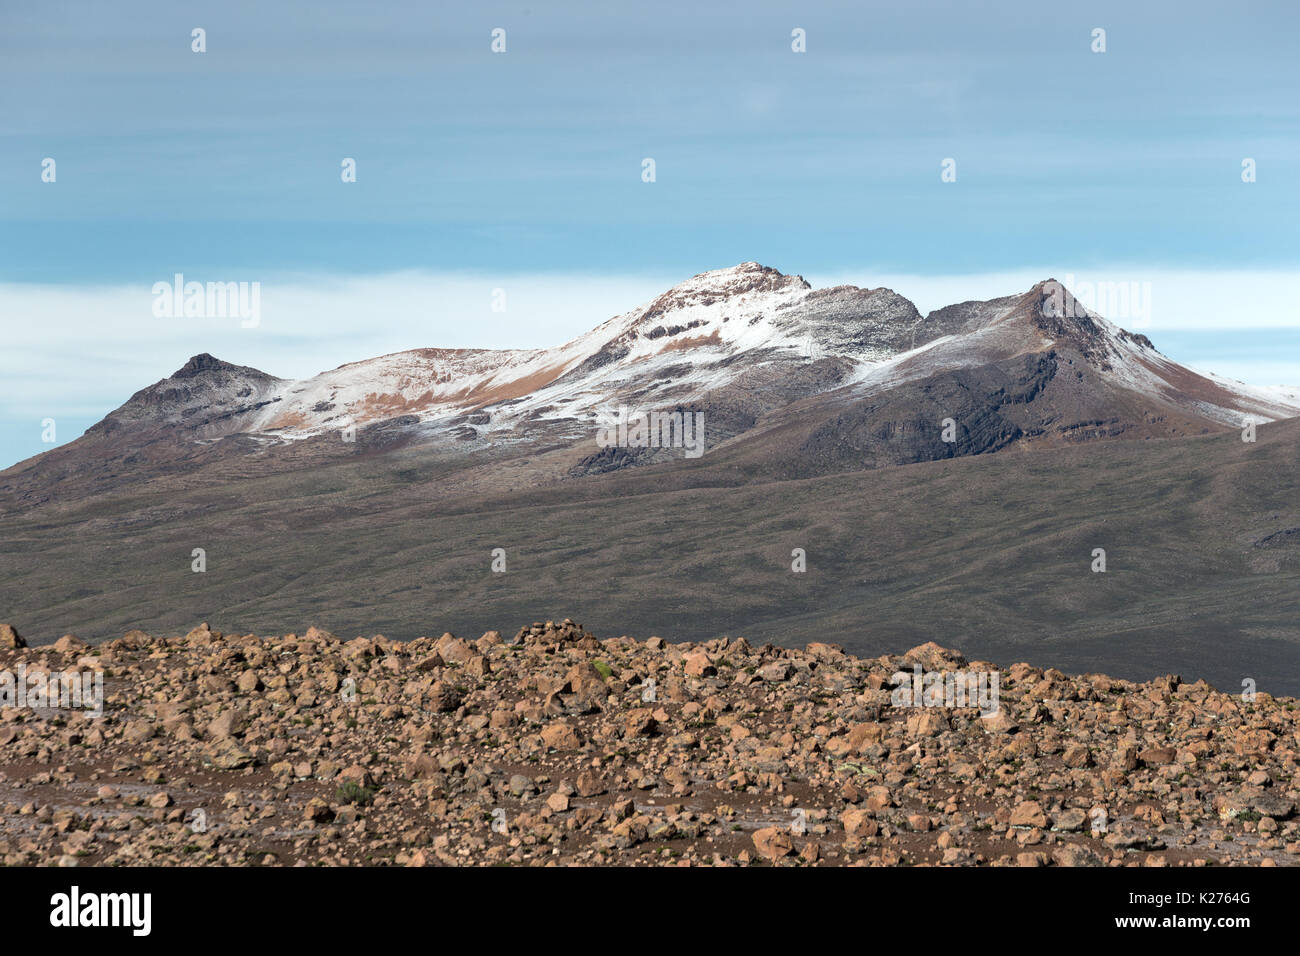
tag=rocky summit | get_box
[1,619,1296,867]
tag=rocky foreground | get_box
[0,619,1297,867]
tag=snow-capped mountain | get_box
[84,263,1300,444]
[196,262,945,446]
[7,262,1300,502]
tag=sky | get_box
[1,0,1298,468]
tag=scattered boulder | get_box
[0,618,1292,869]
[752,827,794,861]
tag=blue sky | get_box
[2,0,1298,468]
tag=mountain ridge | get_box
[49,263,1300,444]
[4,263,1299,507]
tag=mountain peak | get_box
[639,262,810,322]
[679,261,809,294]
[174,353,234,378]
[79,354,285,441]
[169,353,280,383]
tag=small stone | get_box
[1010,801,1047,829]
[540,722,583,750]
[752,827,794,861]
